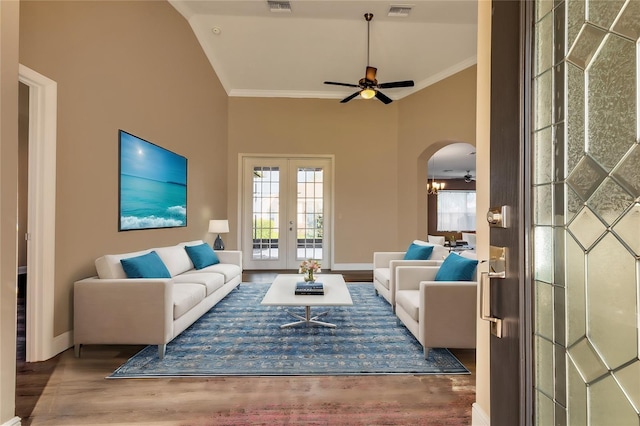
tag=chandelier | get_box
[427,158,445,195]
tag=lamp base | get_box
[213,234,225,250]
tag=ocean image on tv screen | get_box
[119,131,187,230]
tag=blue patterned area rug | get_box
[109,283,469,378]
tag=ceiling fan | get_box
[324,13,415,104]
[464,171,475,183]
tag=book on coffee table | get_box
[295,282,324,295]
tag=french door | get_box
[241,156,332,270]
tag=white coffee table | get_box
[261,274,353,328]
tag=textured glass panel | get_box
[535,226,554,283]
[567,358,588,426]
[535,184,553,225]
[535,70,553,130]
[554,183,566,226]
[554,344,567,407]
[554,123,565,182]
[536,280,554,339]
[567,207,606,250]
[567,23,607,69]
[587,34,636,171]
[566,155,607,201]
[535,390,555,426]
[537,12,554,75]
[566,235,586,346]
[537,0,554,21]
[252,166,280,260]
[587,234,638,369]
[554,285,566,345]
[615,361,640,412]
[536,336,555,397]
[590,375,639,425]
[567,337,608,382]
[553,63,565,123]
[534,127,553,184]
[588,177,635,225]
[587,0,626,31]
[566,184,582,222]
[566,62,585,174]
[612,144,640,198]
[613,203,640,256]
[554,5,566,67]
[612,0,640,40]
[567,0,586,49]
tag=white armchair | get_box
[394,263,477,358]
[372,242,448,310]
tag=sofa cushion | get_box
[120,251,171,279]
[155,245,194,277]
[435,253,478,281]
[185,243,220,270]
[173,283,206,320]
[172,273,225,296]
[95,249,151,279]
[374,268,391,290]
[183,263,241,282]
[396,290,420,321]
[404,243,434,260]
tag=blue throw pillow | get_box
[434,253,478,281]
[403,243,434,260]
[120,251,171,279]
[185,243,220,270]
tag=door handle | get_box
[480,271,503,338]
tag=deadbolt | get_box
[487,206,509,228]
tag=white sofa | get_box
[73,240,242,359]
[373,241,448,310]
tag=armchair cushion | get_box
[434,253,478,281]
[403,243,434,260]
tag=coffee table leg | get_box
[281,306,336,328]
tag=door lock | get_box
[487,206,509,228]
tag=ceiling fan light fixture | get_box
[360,88,376,99]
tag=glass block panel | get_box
[536,12,554,76]
[566,155,607,201]
[587,177,635,225]
[587,0,626,30]
[567,355,588,426]
[587,34,636,171]
[535,390,555,426]
[566,235,586,346]
[590,374,639,425]
[536,280,554,339]
[567,0,586,50]
[566,62,585,174]
[535,70,553,131]
[613,203,640,256]
[612,0,640,40]
[534,226,554,283]
[567,207,606,250]
[615,361,640,413]
[612,144,640,198]
[567,23,607,69]
[534,127,553,184]
[535,184,553,225]
[567,337,608,383]
[587,234,638,369]
[536,336,555,397]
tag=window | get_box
[437,190,476,231]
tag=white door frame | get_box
[18,64,61,362]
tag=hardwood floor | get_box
[16,271,475,425]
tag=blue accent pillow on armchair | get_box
[185,243,220,270]
[403,243,435,260]
[120,251,171,279]
[435,253,478,281]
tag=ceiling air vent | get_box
[388,5,413,17]
[267,0,292,13]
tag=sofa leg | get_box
[158,344,166,359]
[74,344,82,358]
[423,347,431,359]
[374,288,379,296]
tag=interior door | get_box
[242,156,332,270]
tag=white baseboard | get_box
[2,416,21,426]
[472,402,490,426]
[331,263,373,271]
[52,330,73,357]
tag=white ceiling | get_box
[430,142,476,180]
[169,0,478,175]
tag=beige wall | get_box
[19,1,229,336]
[1,0,20,423]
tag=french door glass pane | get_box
[296,167,323,260]
[252,166,279,260]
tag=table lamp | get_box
[208,220,229,250]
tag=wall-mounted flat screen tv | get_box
[118,130,187,231]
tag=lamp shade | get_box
[208,220,229,234]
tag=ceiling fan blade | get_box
[375,90,393,104]
[340,91,361,103]
[324,81,360,88]
[378,80,415,89]
[365,66,377,82]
